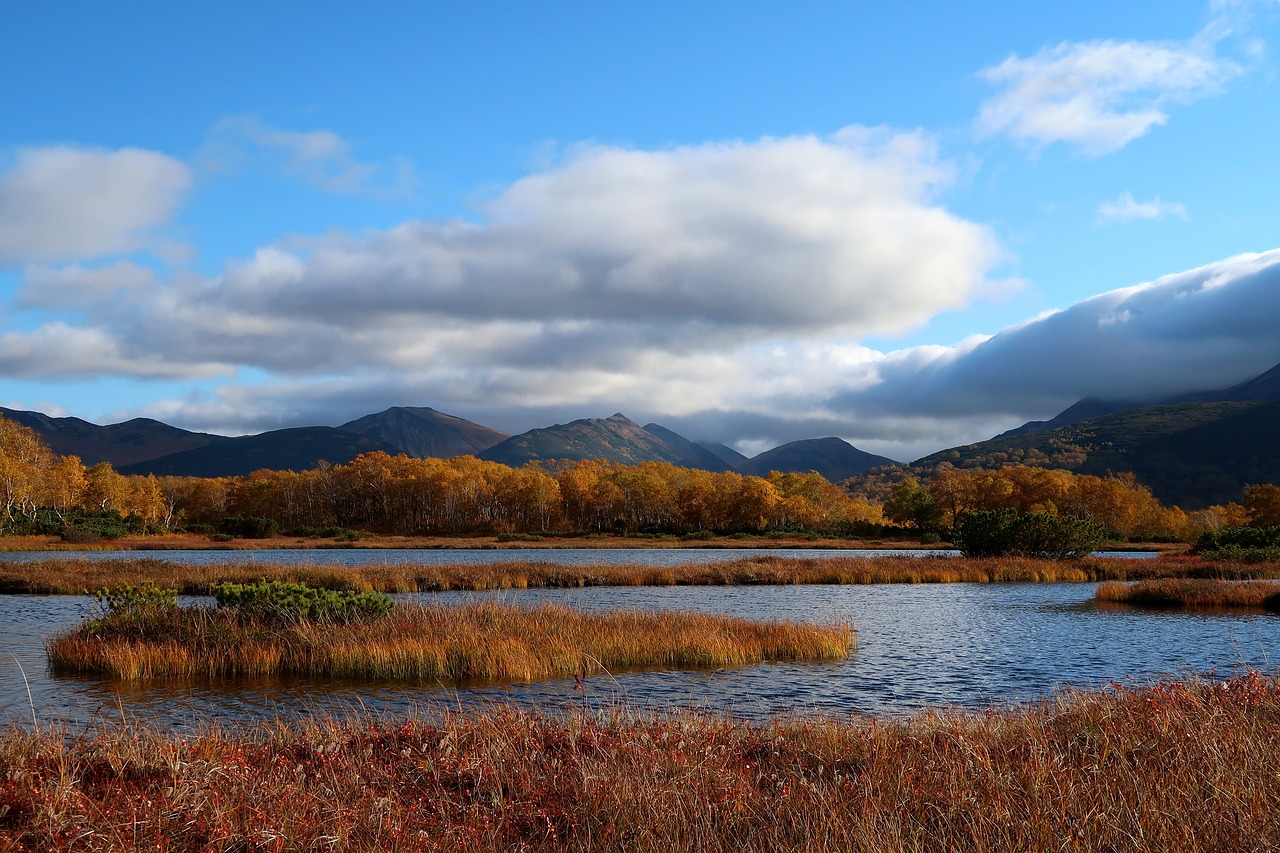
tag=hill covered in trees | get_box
[883,401,1280,510]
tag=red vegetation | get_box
[0,672,1277,850]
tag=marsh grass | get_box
[48,600,854,683]
[0,672,1276,851]
[1096,577,1280,610]
[4,553,1277,597]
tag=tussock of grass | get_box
[0,672,1277,850]
[1096,578,1280,610]
[48,601,854,682]
[5,553,1279,597]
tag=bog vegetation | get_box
[1095,578,1280,610]
[3,414,1280,545]
[0,672,1276,850]
[5,554,1278,598]
[49,580,853,682]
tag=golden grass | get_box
[48,600,854,683]
[1096,577,1280,610]
[3,553,1275,597]
[0,672,1277,850]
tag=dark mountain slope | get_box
[339,407,508,459]
[641,423,734,472]
[1001,360,1280,439]
[697,441,749,466]
[118,427,404,477]
[479,414,727,469]
[735,437,898,482]
[0,407,222,466]
[911,401,1280,509]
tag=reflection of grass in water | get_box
[1096,578,1280,611]
[8,553,1280,596]
[0,671,1277,850]
[48,601,854,683]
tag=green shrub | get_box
[1194,526,1280,561]
[218,516,280,539]
[86,582,179,634]
[212,580,393,624]
[94,582,178,614]
[496,532,544,543]
[955,509,1105,559]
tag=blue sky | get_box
[2,0,1279,461]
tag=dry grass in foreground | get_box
[1096,577,1280,610]
[48,600,853,682]
[0,672,1277,851]
[3,553,1276,597]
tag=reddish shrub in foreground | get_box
[0,672,1277,851]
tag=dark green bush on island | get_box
[212,580,394,624]
[955,509,1105,559]
[217,516,280,539]
[1194,525,1280,562]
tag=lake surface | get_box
[0,547,1155,566]
[1,580,1273,732]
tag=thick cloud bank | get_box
[827,248,1280,454]
[6,136,1279,461]
[0,146,190,265]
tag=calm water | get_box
[0,547,1154,566]
[0,581,1273,732]
[0,547,958,566]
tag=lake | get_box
[0,546,1155,566]
[1,578,1273,732]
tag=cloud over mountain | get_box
[0,146,191,265]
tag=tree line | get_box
[879,462,1279,542]
[2,414,1277,542]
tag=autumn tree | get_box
[884,478,942,532]
[1243,484,1280,528]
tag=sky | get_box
[2,0,1280,462]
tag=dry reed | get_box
[4,553,1277,597]
[0,671,1276,851]
[48,601,854,683]
[1096,577,1280,610]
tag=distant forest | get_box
[0,415,1276,543]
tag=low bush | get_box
[496,532,544,543]
[1194,525,1280,561]
[212,580,393,624]
[955,509,1106,559]
[217,516,280,539]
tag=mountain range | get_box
[5,359,1279,505]
[0,405,890,484]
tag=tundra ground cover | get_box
[48,596,853,683]
[1,553,1276,597]
[1096,577,1280,610]
[0,672,1275,851]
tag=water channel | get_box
[0,546,1273,731]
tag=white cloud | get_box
[0,146,191,266]
[0,323,230,380]
[1096,191,1189,223]
[978,39,1239,156]
[4,125,993,386]
[832,248,1280,427]
[202,116,417,197]
[17,260,157,309]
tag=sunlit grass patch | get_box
[48,598,854,683]
[1096,577,1280,610]
[9,553,1280,598]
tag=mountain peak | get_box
[735,437,898,482]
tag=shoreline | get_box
[0,531,1188,553]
